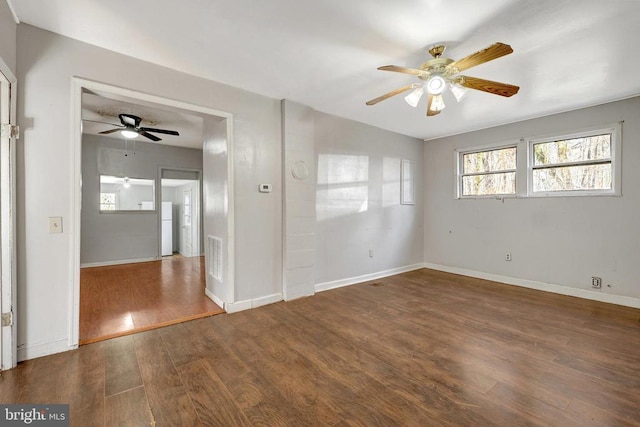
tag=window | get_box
[99,175,156,211]
[529,125,620,196]
[455,123,621,199]
[100,192,117,211]
[458,146,517,197]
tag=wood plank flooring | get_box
[3,268,639,426]
[80,257,224,344]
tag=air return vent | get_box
[208,235,223,282]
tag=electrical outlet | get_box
[505,252,512,261]
[591,276,602,288]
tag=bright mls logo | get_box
[0,405,69,426]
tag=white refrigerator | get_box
[161,201,173,256]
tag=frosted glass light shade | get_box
[450,83,469,102]
[121,129,139,139]
[430,94,446,111]
[404,87,424,108]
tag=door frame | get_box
[0,59,17,370]
[158,167,203,259]
[70,77,235,347]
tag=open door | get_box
[0,65,17,370]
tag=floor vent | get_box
[208,235,223,282]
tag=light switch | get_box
[49,217,63,233]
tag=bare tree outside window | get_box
[460,147,516,196]
[532,134,612,192]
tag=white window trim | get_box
[455,140,521,199]
[526,123,622,197]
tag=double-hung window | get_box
[457,145,517,197]
[455,123,621,199]
[528,124,621,196]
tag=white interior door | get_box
[182,189,193,256]
[0,66,17,370]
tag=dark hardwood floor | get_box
[3,268,639,426]
[80,257,224,344]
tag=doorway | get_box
[71,78,235,346]
[160,169,202,260]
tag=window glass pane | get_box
[462,172,516,196]
[532,163,611,192]
[100,193,116,211]
[463,147,516,174]
[533,134,611,166]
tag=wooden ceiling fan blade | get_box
[448,42,513,73]
[459,76,519,97]
[426,94,440,117]
[378,65,425,76]
[98,128,122,135]
[140,131,162,142]
[366,85,413,105]
[139,127,179,136]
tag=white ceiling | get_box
[9,0,640,140]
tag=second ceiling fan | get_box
[366,42,520,116]
[97,113,180,141]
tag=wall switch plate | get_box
[258,183,272,193]
[49,217,63,233]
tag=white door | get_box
[0,67,17,370]
[182,189,193,256]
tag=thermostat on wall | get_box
[259,183,272,193]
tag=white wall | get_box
[16,24,282,359]
[0,0,16,74]
[312,111,424,286]
[282,100,316,300]
[424,96,640,304]
[203,117,232,303]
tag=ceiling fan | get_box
[91,113,180,142]
[366,42,519,116]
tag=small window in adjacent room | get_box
[99,175,155,211]
[457,145,517,197]
[100,192,117,211]
[528,124,621,196]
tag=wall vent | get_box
[208,235,223,282]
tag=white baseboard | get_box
[80,257,158,268]
[204,288,225,309]
[423,262,640,309]
[225,300,252,313]
[225,292,283,314]
[283,285,314,301]
[18,339,76,362]
[315,263,425,293]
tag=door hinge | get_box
[1,311,12,327]
[2,311,13,326]
[0,124,19,139]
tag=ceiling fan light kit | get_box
[120,129,139,139]
[83,113,180,142]
[367,42,519,117]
